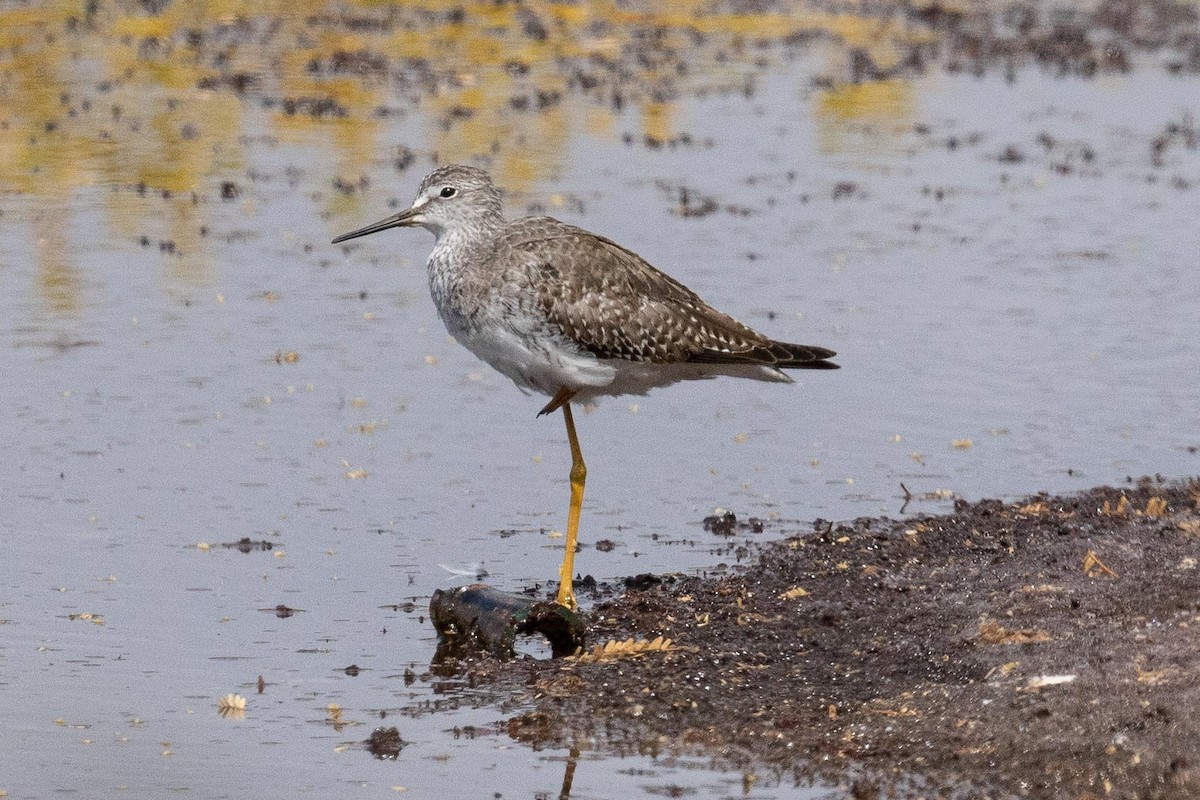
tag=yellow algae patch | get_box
[817,79,915,122]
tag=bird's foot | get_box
[555,581,578,612]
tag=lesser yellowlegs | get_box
[332,165,838,611]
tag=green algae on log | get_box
[430,584,587,659]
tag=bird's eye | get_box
[440,186,457,198]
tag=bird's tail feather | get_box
[687,341,839,370]
[774,342,839,370]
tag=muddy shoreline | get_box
[461,479,1200,799]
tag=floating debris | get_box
[221,538,274,553]
[366,726,405,760]
[259,604,303,618]
[702,509,737,536]
[217,694,246,719]
[1025,674,1077,689]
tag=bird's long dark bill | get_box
[331,207,418,244]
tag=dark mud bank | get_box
[478,480,1200,799]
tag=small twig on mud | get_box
[1082,549,1119,578]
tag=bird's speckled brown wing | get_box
[500,217,836,368]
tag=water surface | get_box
[2,1,1198,797]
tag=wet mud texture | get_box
[485,481,1200,799]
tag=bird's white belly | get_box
[451,320,791,401]
[447,314,617,397]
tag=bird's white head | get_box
[331,164,504,245]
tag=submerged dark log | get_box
[429,584,586,659]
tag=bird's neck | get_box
[425,220,503,321]
[427,217,503,271]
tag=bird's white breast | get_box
[426,249,616,397]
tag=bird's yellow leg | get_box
[556,401,585,611]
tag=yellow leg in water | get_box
[556,401,585,611]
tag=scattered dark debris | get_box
[654,184,749,218]
[906,0,965,31]
[945,131,984,151]
[847,45,928,83]
[220,181,240,200]
[702,509,738,535]
[284,0,1200,112]
[12,335,100,353]
[517,5,549,41]
[344,664,361,676]
[196,72,259,94]
[623,573,664,591]
[261,604,301,618]
[381,600,418,613]
[366,726,405,760]
[1093,0,1198,49]
[936,0,1148,78]
[1055,248,1112,261]
[333,175,370,196]
[921,184,948,201]
[307,49,388,77]
[831,181,859,200]
[997,144,1025,163]
[1031,134,1101,175]
[622,132,711,150]
[505,59,531,77]
[392,145,415,171]
[594,539,616,552]
[221,537,274,553]
[702,510,766,535]
[674,186,718,218]
[270,96,348,119]
[1152,113,1198,166]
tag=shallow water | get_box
[2,2,1199,797]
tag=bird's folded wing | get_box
[504,222,791,365]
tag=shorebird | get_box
[332,165,837,611]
